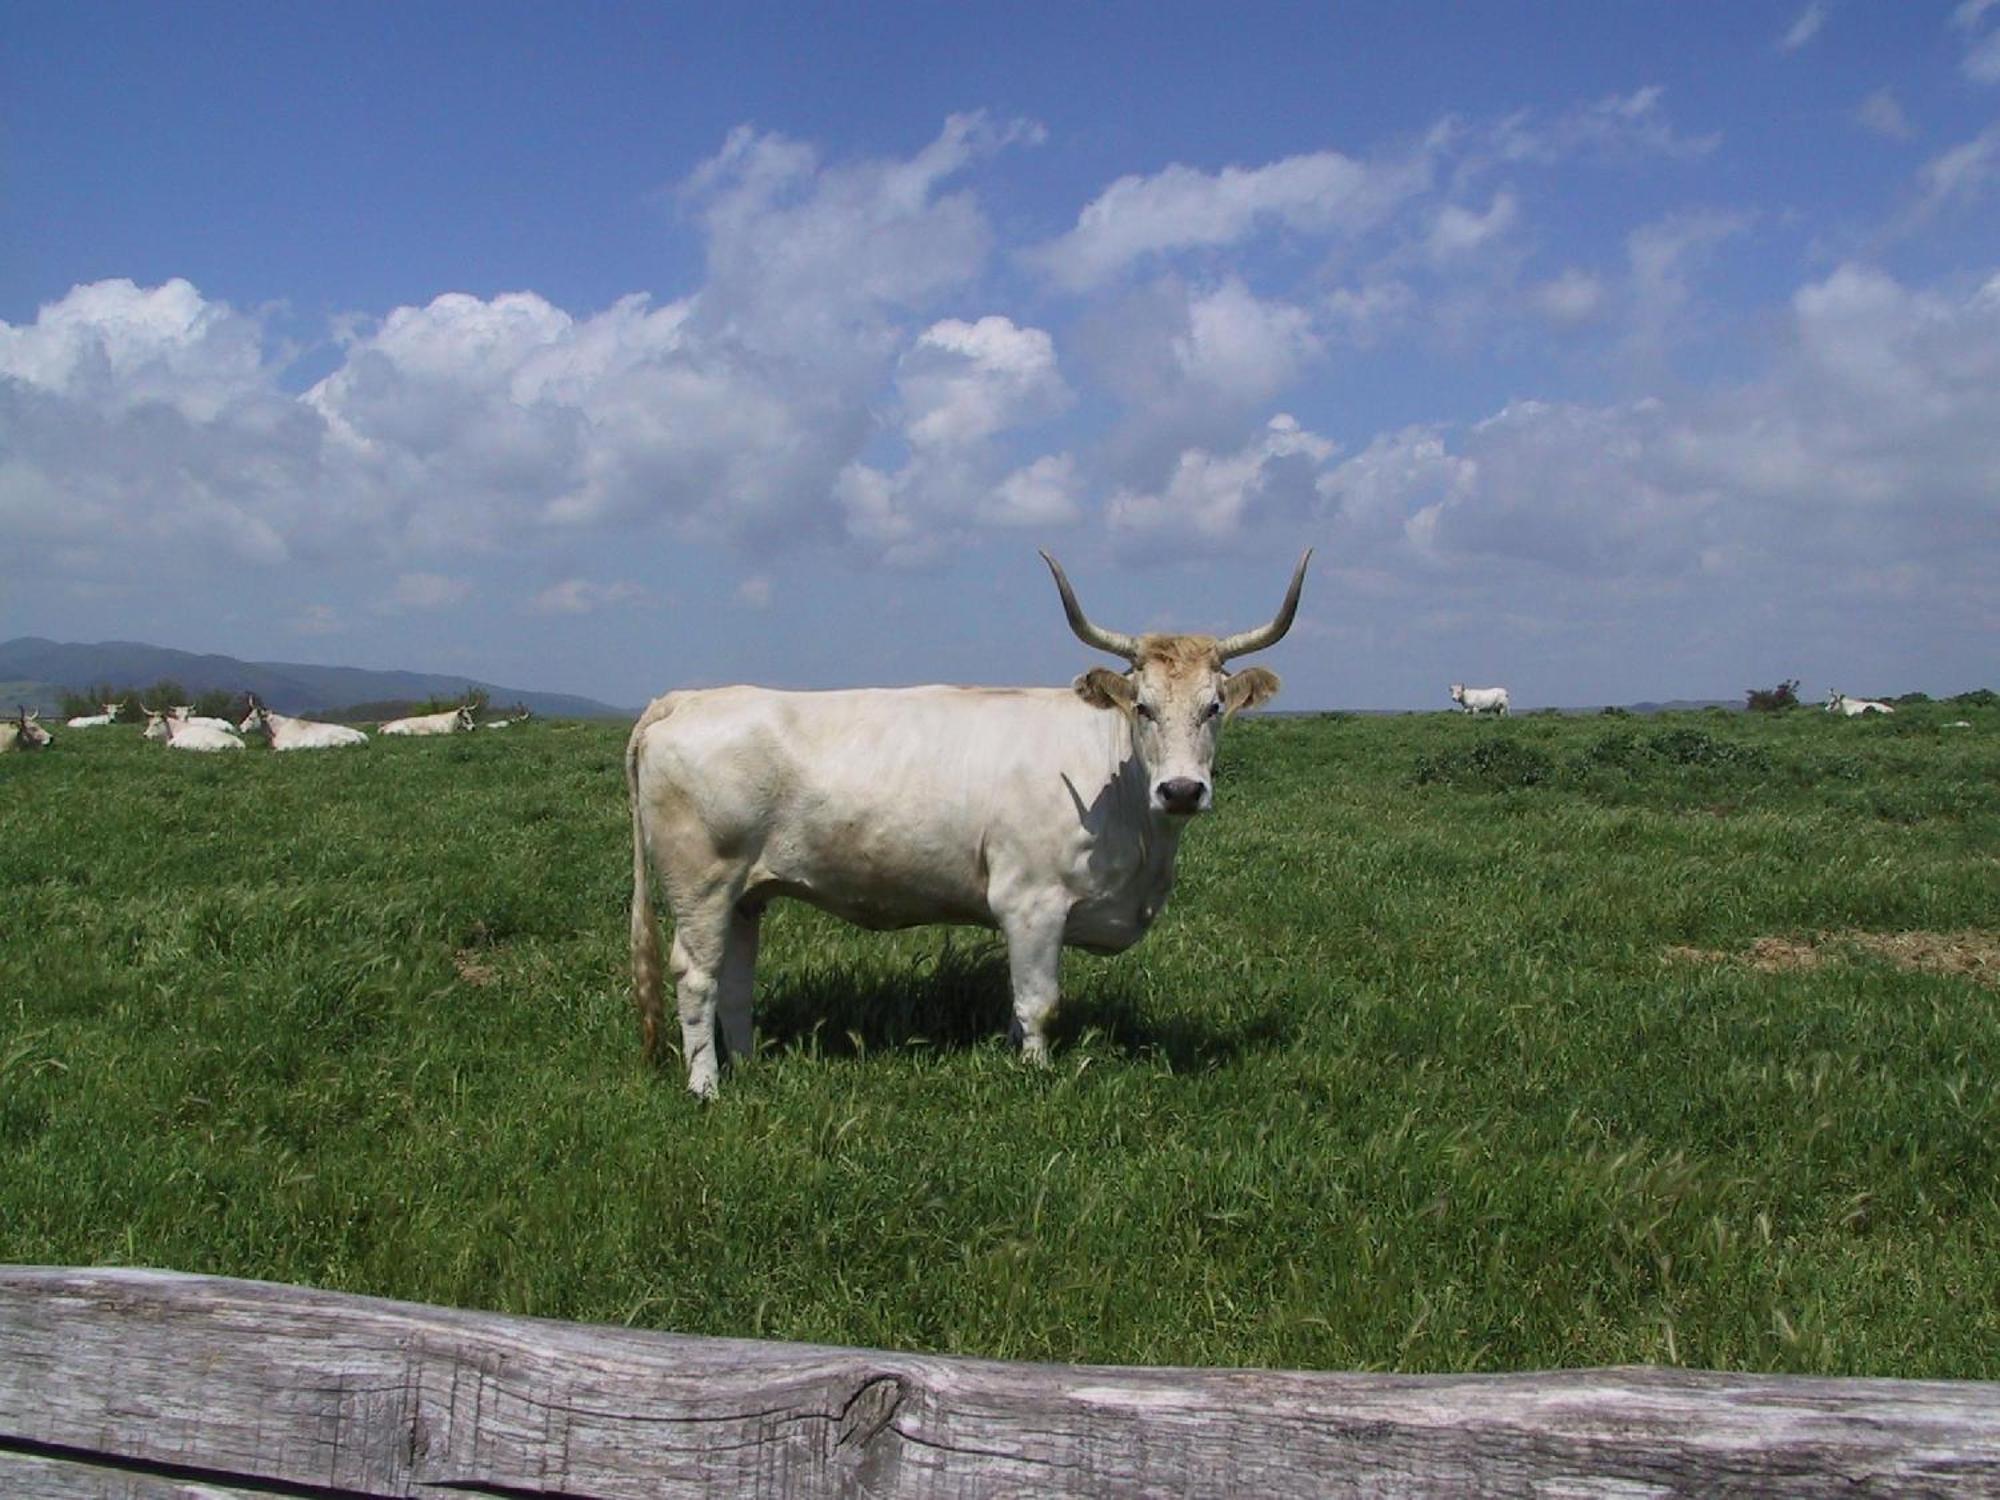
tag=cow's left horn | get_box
[1216,548,1313,661]
[1041,551,1141,661]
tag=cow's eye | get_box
[1203,700,1223,721]
[1134,702,1157,722]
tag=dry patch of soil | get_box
[1843,930,2000,985]
[1663,931,1998,986]
[453,950,500,987]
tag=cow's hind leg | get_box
[716,905,761,1068]
[669,895,736,1100]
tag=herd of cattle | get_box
[0,679,1927,761]
[620,552,1924,1098]
[1,698,530,753]
[0,548,1961,1097]
[1443,686,1902,718]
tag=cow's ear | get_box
[1222,667,1280,717]
[1074,667,1137,713]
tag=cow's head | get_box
[140,706,173,742]
[455,704,478,732]
[1449,683,1466,704]
[1043,549,1309,817]
[14,707,52,749]
[239,695,269,736]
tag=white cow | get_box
[629,549,1311,1098]
[2,708,53,752]
[1825,692,1895,717]
[1450,683,1510,716]
[481,710,532,730]
[66,702,126,728]
[170,705,242,735]
[380,704,477,736]
[239,695,369,751]
[143,707,243,752]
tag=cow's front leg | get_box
[999,902,1068,1065]
[716,905,761,1067]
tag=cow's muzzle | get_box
[1155,778,1209,816]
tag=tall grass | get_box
[2,705,1996,1376]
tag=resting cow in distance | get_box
[2,708,52,752]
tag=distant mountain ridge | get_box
[0,637,631,720]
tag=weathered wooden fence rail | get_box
[2,1267,1997,1497]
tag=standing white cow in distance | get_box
[2,708,53,752]
[239,695,369,750]
[1450,683,1510,716]
[629,547,1311,1099]
[142,706,243,752]
[66,702,126,728]
[380,704,477,736]
[1825,692,1895,716]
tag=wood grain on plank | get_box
[2,1266,1996,1498]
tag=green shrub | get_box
[1745,679,1800,712]
[1414,737,1556,790]
[1574,731,1651,772]
[1645,727,1772,771]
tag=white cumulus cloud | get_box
[1488,86,1721,166]
[1313,263,2000,591]
[899,316,1068,450]
[0,118,1048,583]
[382,572,472,611]
[528,578,645,615]
[0,277,270,421]
[1027,147,1434,290]
[1912,122,2000,218]
[1779,4,1827,53]
[1530,268,1606,325]
[1425,192,1521,263]
[1953,0,2000,81]
[1856,88,1916,141]
[1107,414,1336,544]
[979,453,1082,528]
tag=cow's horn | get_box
[1216,548,1312,661]
[1040,551,1141,661]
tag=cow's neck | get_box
[1088,719,1192,939]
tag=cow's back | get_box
[632,685,1123,930]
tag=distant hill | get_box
[0,637,631,720]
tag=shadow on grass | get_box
[756,941,1014,1056]
[754,939,1294,1072]
[1052,984,1297,1071]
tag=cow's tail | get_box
[626,696,676,1067]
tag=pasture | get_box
[2,704,1996,1379]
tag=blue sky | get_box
[4,2,1996,709]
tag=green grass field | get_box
[3,704,1996,1377]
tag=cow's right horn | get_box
[1041,551,1141,661]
